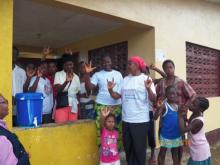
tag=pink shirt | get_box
[100,128,119,163]
[188,116,211,161]
[0,120,18,165]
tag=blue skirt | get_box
[187,157,212,165]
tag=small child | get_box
[179,97,211,165]
[100,107,120,165]
[154,85,182,165]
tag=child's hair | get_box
[165,85,176,96]
[196,97,209,112]
[105,113,116,123]
[162,59,175,70]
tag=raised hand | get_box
[178,104,188,119]
[107,78,116,90]
[66,72,73,82]
[85,61,96,73]
[144,76,152,89]
[42,46,52,59]
[101,107,111,118]
[149,64,157,70]
[64,48,73,55]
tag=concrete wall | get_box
[0,0,13,128]
[58,25,155,67]
[15,121,98,165]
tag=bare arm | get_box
[84,73,97,90]
[179,116,203,135]
[154,103,165,120]
[107,78,121,100]
[145,77,156,103]
[147,87,156,103]
[185,93,197,107]
[100,108,110,129]
[150,64,166,78]
[54,81,70,93]
[108,88,121,100]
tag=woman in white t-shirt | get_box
[29,62,53,124]
[108,56,156,165]
[54,54,80,123]
[84,55,123,148]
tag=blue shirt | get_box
[160,102,181,139]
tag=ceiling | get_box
[14,0,123,48]
[206,0,220,3]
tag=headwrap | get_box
[62,53,73,64]
[128,56,147,72]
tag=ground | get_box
[121,142,220,164]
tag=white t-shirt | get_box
[54,70,80,106]
[12,65,26,97]
[80,82,92,103]
[29,76,53,114]
[121,73,156,123]
[91,70,123,105]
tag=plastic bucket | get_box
[16,93,44,126]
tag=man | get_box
[12,46,26,126]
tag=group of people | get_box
[0,45,212,165]
[90,56,211,165]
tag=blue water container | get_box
[16,93,44,126]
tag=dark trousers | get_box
[122,121,149,165]
[148,111,156,148]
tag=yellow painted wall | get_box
[58,24,155,67]
[57,0,220,132]
[15,121,98,165]
[0,1,98,165]
[0,0,13,128]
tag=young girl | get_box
[154,85,182,165]
[179,97,211,165]
[100,107,120,165]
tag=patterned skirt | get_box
[160,135,183,148]
[187,157,212,165]
[95,103,122,150]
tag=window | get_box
[186,42,220,97]
[88,41,128,76]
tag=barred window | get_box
[88,41,128,76]
[186,42,220,97]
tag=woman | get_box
[0,94,30,165]
[84,55,123,148]
[54,54,80,123]
[156,59,196,106]
[156,59,196,164]
[108,56,156,165]
[78,61,95,119]
[28,62,54,124]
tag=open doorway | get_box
[13,0,154,127]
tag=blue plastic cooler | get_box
[16,93,44,126]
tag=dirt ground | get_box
[121,142,220,164]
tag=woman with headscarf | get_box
[54,54,80,123]
[107,56,156,165]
